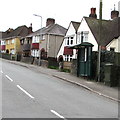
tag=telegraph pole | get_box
[97,0,102,82]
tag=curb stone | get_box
[6,60,120,102]
[53,75,120,103]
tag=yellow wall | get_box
[6,37,21,54]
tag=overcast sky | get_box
[0,0,119,32]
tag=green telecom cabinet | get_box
[77,42,94,77]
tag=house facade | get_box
[3,25,32,55]
[107,37,120,53]
[28,18,67,65]
[6,37,20,54]
[57,21,80,62]
[106,12,120,53]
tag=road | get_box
[0,59,118,118]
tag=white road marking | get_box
[51,110,65,119]
[17,85,34,99]
[0,70,3,74]
[5,75,13,82]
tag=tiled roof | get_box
[3,25,30,39]
[27,24,67,37]
[85,17,120,46]
[71,21,80,32]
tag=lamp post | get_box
[33,14,42,66]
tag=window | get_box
[66,36,74,46]
[84,33,88,42]
[12,39,15,44]
[64,55,73,62]
[70,55,73,61]
[80,31,89,43]
[43,35,45,40]
[110,48,115,52]
[10,49,15,54]
[67,37,69,45]
[77,33,81,44]
[1,40,5,45]
[27,40,30,44]
[70,37,73,45]
[7,40,10,45]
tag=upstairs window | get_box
[12,39,15,44]
[67,37,69,45]
[70,37,73,45]
[78,31,89,43]
[65,36,74,46]
[110,47,115,52]
[7,40,10,45]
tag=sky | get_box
[0,0,120,32]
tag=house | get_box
[106,13,120,52]
[27,18,67,66]
[3,25,32,55]
[77,8,120,51]
[0,32,6,53]
[0,29,13,53]
[57,21,80,62]
[20,24,33,57]
[106,36,120,52]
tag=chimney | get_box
[28,23,33,34]
[46,18,55,27]
[111,5,119,19]
[89,8,97,19]
[6,28,13,34]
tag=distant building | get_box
[27,18,67,66]
[2,25,32,55]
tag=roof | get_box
[69,42,94,49]
[27,24,67,37]
[2,25,30,40]
[71,21,81,32]
[84,17,120,46]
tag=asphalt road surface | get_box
[0,59,118,118]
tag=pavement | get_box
[1,59,119,102]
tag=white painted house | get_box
[57,21,80,62]
[107,36,120,53]
[57,8,120,63]
[77,17,98,51]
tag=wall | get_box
[6,38,15,54]
[57,22,77,60]
[6,37,21,54]
[15,37,21,54]
[106,37,120,53]
[48,34,64,58]
[77,18,98,51]
[63,61,72,70]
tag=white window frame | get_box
[12,39,15,44]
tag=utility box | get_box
[104,63,118,87]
